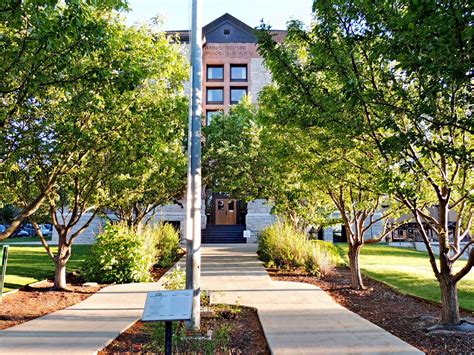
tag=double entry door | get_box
[214,198,237,225]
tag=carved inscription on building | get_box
[204,44,257,58]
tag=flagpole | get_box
[185,0,202,330]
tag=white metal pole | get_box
[185,0,202,331]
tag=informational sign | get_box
[243,230,251,239]
[142,290,193,322]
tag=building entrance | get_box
[214,198,237,225]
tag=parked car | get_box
[41,224,53,236]
[1,223,53,238]
[19,223,53,237]
[13,228,29,237]
[22,223,37,237]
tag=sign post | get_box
[0,245,9,299]
[164,321,172,355]
[142,289,193,354]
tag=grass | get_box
[335,243,474,311]
[0,235,52,244]
[1,245,92,293]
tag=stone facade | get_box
[51,199,207,245]
[202,42,260,115]
[156,199,207,241]
[322,227,334,242]
[245,199,277,242]
[319,210,386,244]
[249,58,272,104]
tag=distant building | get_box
[163,13,285,243]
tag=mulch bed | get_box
[268,267,474,354]
[0,275,103,330]
[100,306,270,354]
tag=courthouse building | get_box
[162,13,286,243]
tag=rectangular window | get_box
[206,87,224,104]
[230,87,247,104]
[230,64,247,81]
[206,110,220,125]
[207,65,224,81]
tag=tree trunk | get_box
[439,277,461,325]
[53,234,71,290]
[436,197,461,325]
[348,243,365,290]
[54,259,67,290]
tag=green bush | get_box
[81,222,181,284]
[258,221,342,276]
[150,223,181,268]
[162,266,186,290]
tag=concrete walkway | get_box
[0,244,422,354]
[0,281,167,354]
[200,244,421,354]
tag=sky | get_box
[125,0,313,30]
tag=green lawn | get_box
[1,245,92,293]
[335,243,474,311]
[0,235,52,244]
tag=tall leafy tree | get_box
[6,17,188,289]
[203,99,266,200]
[0,0,129,239]
[203,100,332,229]
[102,62,188,227]
[204,97,399,291]
[257,0,473,326]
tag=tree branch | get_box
[453,247,474,283]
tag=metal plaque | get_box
[142,290,193,322]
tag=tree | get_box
[8,18,188,289]
[0,0,128,239]
[258,87,401,289]
[203,99,266,200]
[203,99,332,230]
[203,97,398,291]
[102,61,188,227]
[257,0,473,326]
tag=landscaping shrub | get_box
[258,221,342,276]
[162,266,186,290]
[81,222,181,283]
[149,223,181,268]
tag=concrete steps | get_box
[202,225,246,244]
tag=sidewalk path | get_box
[0,244,422,354]
[0,281,167,354]
[200,244,422,354]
